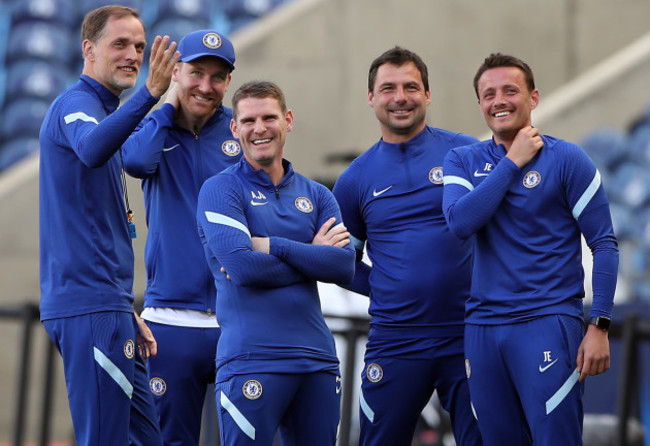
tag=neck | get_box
[175,110,214,135]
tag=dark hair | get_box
[81,5,144,43]
[231,80,287,119]
[473,53,535,98]
[368,46,429,92]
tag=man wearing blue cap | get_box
[122,29,241,445]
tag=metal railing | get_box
[3,303,648,446]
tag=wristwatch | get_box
[589,316,611,332]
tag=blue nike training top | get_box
[39,76,160,320]
[197,158,355,382]
[443,136,619,324]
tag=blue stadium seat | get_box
[608,202,633,242]
[6,21,78,66]
[608,161,650,209]
[154,0,211,23]
[224,0,286,32]
[628,123,650,166]
[0,97,50,142]
[11,0,80,28]
[0,136,39,170]
[4,59,70,104]
[580,127,629,174]
[82,0,144,13]
[150,16,205,44]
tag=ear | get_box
[230,118,238,139]
[285,109,294,132]
[171,63,180,83]
[368,90,374,107]
[530,89,540,111]
[82,39,95,61]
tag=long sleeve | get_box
[443,149,520,239]
[332,161,371,295]
[122,103,175,178]
[64,84,159,168]
[197,173,306,288]
[269,186,355,284]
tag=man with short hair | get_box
[39,5,178,446]
[123,29,241,445]
[443,52,619,445]
[333,46,482,446]
[197,80,355,445]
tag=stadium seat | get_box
[608,202,633,242]
[0,97,50,143]
[4,59,70,104]
[608,161,650,209]
[155,0,211,22]
[580,127,629,174]
[224,0,286,32]
[150,16,207,44]
[82,0,144,13]
[0,136,39,170]
[10,0,80,28]
[628,123,650,166]
[6,21,77,66]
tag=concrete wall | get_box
[1,0,650,440]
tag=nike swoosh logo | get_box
[163,144,180,152]
[473,170,489,177]
[373,186,393,197]
[539,358,558,373]
[250,200,268,206]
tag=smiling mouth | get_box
[494,111,511,118]
[252,138,272,145]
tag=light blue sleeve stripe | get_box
[444,175,474,191]
[93,347,133,399]
[359,389,375,423]
[220,391,255,440]
[64,112,99,125]
[545,368,579,415]
[350,235,365,251]
[205,211,251,238]
[572,170,601,219]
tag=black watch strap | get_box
[589,316,611,332]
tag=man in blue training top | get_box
[39,5,179,446]
[442,53,619,445]
[332,46,483,446]
[197,80,355,446]
[122,29,241,446]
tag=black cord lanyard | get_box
[120,151,137,239]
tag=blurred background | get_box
[0,0,649,444]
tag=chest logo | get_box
[163,144,180,152]
[523,170,542,188]
[222,140,241,156]
[372,185,393,197]
[295,197,314,213]
[250,190,268,206]
[429,166,444,184]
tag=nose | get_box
[394,86,407,102]
[125,44,139,62]
[253,119,266,134]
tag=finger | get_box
[318,217,337,236]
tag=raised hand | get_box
[506,126,544,168]
[145,35,180,98]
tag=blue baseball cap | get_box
[177,30,235,71]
